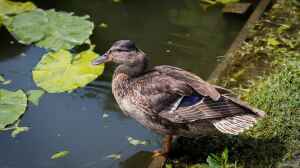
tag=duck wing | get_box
[154,65,220,101]
[151,65,265,135]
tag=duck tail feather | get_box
[223,95,266,117]
[211,114,258,135]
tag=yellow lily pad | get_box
[32,49,105,93]
[0,0,36,27]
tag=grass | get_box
[167,0,300,167]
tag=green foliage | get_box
[0,89,27,129]
[27,89,45,106]
[51,150,70,160]
[8,9,94,50]
[0,0,36,27]
[32,48,104,93]
[244,58,300,154]
[207,148,237,168]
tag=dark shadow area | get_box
[169,134,287,168]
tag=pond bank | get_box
[168,0,300,167]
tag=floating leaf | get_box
[0,75,11,85]
[27,89,45,106]
[11,126,29,138]
[0,89,27,129]
[2,80,11,85]
[105,153,121,160]
[9,9,94,50]
[0,0,36,16]
[51,150,70,160]
[0,0,36,28]
[32,49,105,93]
[127,137,148,146]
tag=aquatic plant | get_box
[7,9,94,51]
[32,48,104,93]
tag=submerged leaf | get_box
[0,89,27,129]
[27,89,45,106]
[51,150,70,160]
[11,126,29,138]
[32,49,105,93]
[105,153,121,160]
[9,9,94,50]
[127,137,148,146]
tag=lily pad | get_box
[51,150,69,160]
[27,89,45,106]
[32,49,105,93]
[0,89,27,129]
[127,137,148,146]
[9,9,94,50]
[0,0,36,27]
[11,126,29,138]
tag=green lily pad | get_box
[0,89,27,129]
[9,9,94,50]
[32,49,105,93]
[51,150,70,160]
[27,89,45,106]
[0,0,36,27]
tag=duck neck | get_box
[114,52,148,79]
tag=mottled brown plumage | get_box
[92,40,265,154]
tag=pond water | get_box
[0,0,244,167]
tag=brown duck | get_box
[92,40,265,156]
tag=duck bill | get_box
[92,52,110,65]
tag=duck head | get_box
[92,40,148,77]
[92,40,143,65]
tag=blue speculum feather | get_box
[179,95,203,107]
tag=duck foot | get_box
[152,135,173,158]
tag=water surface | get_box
[0,0,244,167]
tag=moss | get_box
[168,0,300,167]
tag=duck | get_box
[92,40,265,156]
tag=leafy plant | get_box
[32,48,105,93]
[207,148,237,168]
[8,9,94,50]
[0,89,27,130]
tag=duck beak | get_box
[92,52,111,65]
